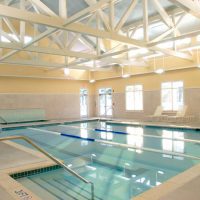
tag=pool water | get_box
[1,120,200,200]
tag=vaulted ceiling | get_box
[0,0,200,72]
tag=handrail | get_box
[0,136,94,200]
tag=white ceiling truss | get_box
[0,0,200,71]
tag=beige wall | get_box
[94,68,200,92]
[0,77,93,93]
[0,67,200,121]
[93,68,200,120]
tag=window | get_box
[80,89,88,117]
[126,85,143,111]
[161,81,184,111]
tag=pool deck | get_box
[0,141,58,200]
[106,118,200,130]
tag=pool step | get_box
[18,167,103,200]
[32,178,83,200]
[44,178,91,200]
[18,178,58,200]
[50,172,103,200]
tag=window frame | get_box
[161,80,184,112]
[125,84,143,112]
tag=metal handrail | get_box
[0,135,94,200]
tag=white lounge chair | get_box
[166,105,193,123]
[147,106,167,121]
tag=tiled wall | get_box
[94,88,200,121]
[0,93,95,120]
[0,88,199,121]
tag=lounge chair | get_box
[166,105,194,123]
[146,106,167,121]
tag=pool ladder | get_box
[0,135,95,200]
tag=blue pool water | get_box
[1,120,200,200]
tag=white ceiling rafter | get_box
[169,0,200,19]
[0,58,95,70]
[59,0,68,48]
[152,0,174,28]
[67,14,96,51]
[150,12,185,43]
[0,30,19,43]
[115,0,138,32]
[0,42,96,59]
[2,17,20,41]
[0,5,146,46]
[29,0,58,17]
[142,0,149,42]
[85,0,111,31]
[0,0,113,62]
[0,0,199,71]
[0,18,2,57]
[29,0,66,50]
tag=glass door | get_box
[99,88,112,116]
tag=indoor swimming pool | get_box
[1,120,200,200]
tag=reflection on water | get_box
[162,130,185,159]
[100,132,113,140]
[126,127,144,153]
[80,123,89,146]
[100,122,113,140]
[126,127,143,146]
